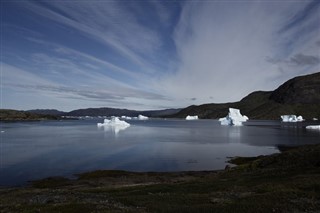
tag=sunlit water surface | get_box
[1,119,319,186]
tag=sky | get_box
[1,0,320,111]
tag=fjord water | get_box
[1,119,319,186]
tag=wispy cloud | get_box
[289,54,320,66]
[2,60,168,110]
[20,1,162,70]
[2,1,319,110]
[157,1,320,105]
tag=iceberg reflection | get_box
[99,125,129,135]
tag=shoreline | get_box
[1,143,319,212]
[0,143,309,189]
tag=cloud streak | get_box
[156,1,320,105]
[20,1,162,70]
[2,1,319,110]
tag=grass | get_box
[1,144,320,212]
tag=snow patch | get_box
[186,115,199,120]
[280,115,304,122]
[219,108,248,126]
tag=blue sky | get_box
[1,0,319,111]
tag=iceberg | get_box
[97,117,130,134]
[97,117,130,127]
[306,125,320,130]
[186,115,199,120]
[280,115,304,122]
[138,114,148,120]
[121,116,132,120]
[219,108,248,126]
[313,118,318,121]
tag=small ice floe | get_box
[313,118,318,121]
[186,115,199,120]
[121,116,132,120]
[1,131,4,133]
[280,115,304,122]
[306,125,320,130]
[138,115,148,120]
[219,108,248,126]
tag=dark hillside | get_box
[270,72,320,104]
[0,109,59,121]
[170,72,320,119]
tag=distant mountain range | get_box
[2,72,320,121]
[27,109,66,116]
[65,108,181,117]
[170,72,320,120]
[26,108,181,117]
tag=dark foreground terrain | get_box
[1,144,320,213]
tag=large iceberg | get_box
[97,117,130,134]
[280,115,304,122]
[219,108,248,126]
[97,117,130,127]
[306,125,320,130]
[186,115,199,120]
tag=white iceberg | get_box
[306,125,320,130]
[219,108,248,126]
[121,116,132,120]
[280,115,304,122]
[313,118,318,121]
[138,114,148,120]
[186,115,199,120]
[97,117,130,127]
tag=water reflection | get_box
[98,125,129,135]
[227,126,241,140]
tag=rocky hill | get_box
[0,109,60,121]
[170,72,320,120]
[269,72,320,104]
[27,109,66,116]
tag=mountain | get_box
[66,107,181,117]
[170,72,320,120]
[27,109,66,116]
[269,72,320,104]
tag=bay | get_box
[0,119,319,186]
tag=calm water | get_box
[0,119,319,186]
